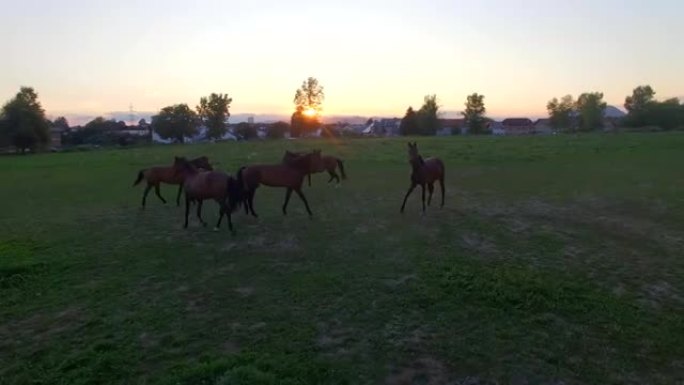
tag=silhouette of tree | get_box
[0,87,50,153]
[152,104,199,143]
[197,93,232,139]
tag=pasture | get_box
[1,133,683,384]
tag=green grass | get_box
[1,133,683,384]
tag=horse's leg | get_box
[176,184,183,207]
[184,197,191,228]
[248,189,258,218]
[196,200,207,227]
[421,183,426,213]
[215,205,224,230]
[427,183,434,206]
[439,176,445,208]
[282,188,293,215]
[327,169,339,184]
[154,184,167,204]
[141,184,152,209]
[400,183,416,213]
[226,207,234,234]
[294,188,313,217]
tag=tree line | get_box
[2,82,683,153]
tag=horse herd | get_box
[132,142,445,234]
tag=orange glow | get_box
[303,107,317,117]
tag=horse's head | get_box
[173,156,195,176]
[407,141,419,159]
[194,156,213,171]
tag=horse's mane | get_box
[410,155,425,169]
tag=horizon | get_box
[2,0,683,124]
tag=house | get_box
[488,121,505,135]
[533,119,553,135]
[373,118,402,136]
[50,127,64,148]
[437,118,464,136]
[501,118,534,135]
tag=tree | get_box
[462,93,487,134]
[266,121,289,139]
[151,104,198,143]
[292,77,324,137]
[0,87,50,153]
[235,122,257,140]
[53,116,69,131]
[546,95,575,130]
[417,94,440,135]
[290,105,319,137]
[624,85,655,114]
[294,77,325,114]
[576,92,607,131]
[197,93,232,140]
[399,107,419,136]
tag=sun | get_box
[302,107,317,117]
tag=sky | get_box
[1,0,683,123]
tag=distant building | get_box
[533,119,553,134]
[437,118,464,136]
[373,118,402,136]
[50,127,64,148]
[501,118,534,135]
[488,121,505,135]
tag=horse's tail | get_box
[133,170,145,186]
[228,166,247,212]
[336,158,347,180]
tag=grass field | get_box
[1,133,683,384]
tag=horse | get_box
[400,142,445,214]
[282,150,347,186]
[240,150,322,218]
[172,157,243,233]
[133,156,213,208]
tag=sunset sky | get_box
[1,0,682,123]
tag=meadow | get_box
[1,133,683,384]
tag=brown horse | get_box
[133,156,213,208]
[282,150,347,185]
[400,142,445,214]
[241,150,322,218]
[172,157,243,233]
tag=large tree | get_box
[292,77,324,137]
[267,121,290,139]
[461,93,487,134]
[53,116,70,131]
[417,94,440,135]
[151,104,199,143]
[624,85,655,114]
[0,87,50,153]
[546,95,575,130]
[197,93,232,140]
[576,92,607,131]
[399,107,419,136]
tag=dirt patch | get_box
[460,233,498,255]
[221,340,240,354]
[276,235,300,251]
[385,357,451,385]
[316,321,356,358]
[234,286,254,297]
[382,274,416,288]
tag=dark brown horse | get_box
[133,156,213,208]
[282,150,347,186]
[172,157,242,233]
[241,150,322,218]
[400,142,445,214]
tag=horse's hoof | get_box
[213,227,219,232]
[202,222,207,227]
